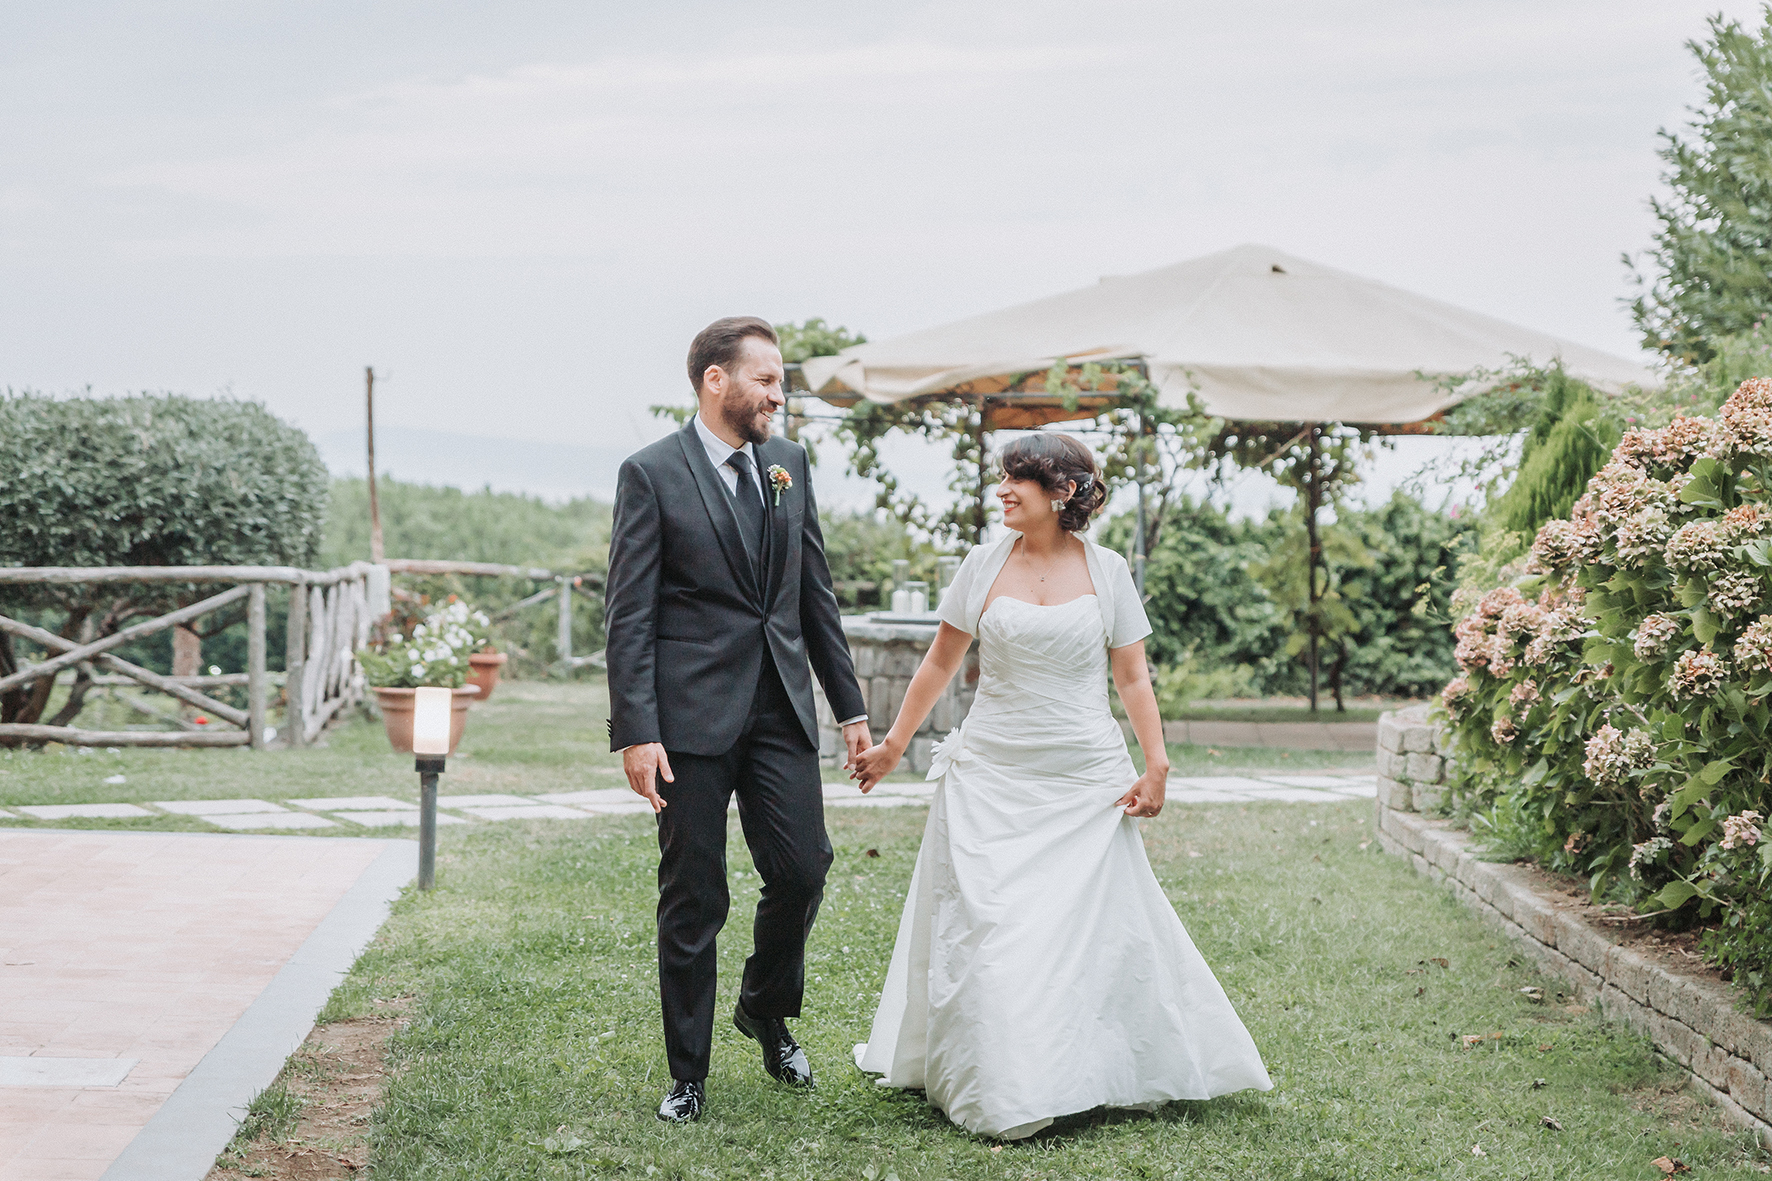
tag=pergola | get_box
[793,243,1656,705]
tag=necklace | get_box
[1022,540,1061,582]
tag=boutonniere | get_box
[766,464,792,506]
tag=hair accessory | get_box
[1050,499,1065,512]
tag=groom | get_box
[604,316,872,1123]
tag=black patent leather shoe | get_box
[732,1001,815,1087]
[656,1079,704,1122]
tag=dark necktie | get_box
[724,450,766,562]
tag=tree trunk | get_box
[172,624,202,678]
[1329,638,1347,713]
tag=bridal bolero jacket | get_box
[937,532,1151,648]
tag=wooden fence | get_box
[0,560,605,750]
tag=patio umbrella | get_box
[799,243,1654,424]
[797,243,1656,710]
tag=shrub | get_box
[1443,379,1772,1010]
[0,393,327,730]
[1116,494,1469,702]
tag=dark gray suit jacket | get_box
[603,419,867,756]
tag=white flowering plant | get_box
[356,600,493,689]
[1444,379,1772,1009]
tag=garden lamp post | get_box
[411,685,452,890]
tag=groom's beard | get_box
[720,391,774,446]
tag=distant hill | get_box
[315,426,635,502]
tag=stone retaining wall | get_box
[1376,707,1772,1145]
[811,617,977,774]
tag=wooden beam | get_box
[0,724,251,747]
[248,582,267,750]
[381,558,558,580]
[0,584,252,695]
[0,612,249,725]
[0,566,308,584]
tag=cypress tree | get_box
[1629,10,1772,364]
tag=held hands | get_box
[849,736,903,795]
[622,742,674,813]
[841,720,873,772]
[1115,766,1167,818]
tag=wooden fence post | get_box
[248,583,266,750]
[557,577,572,674]
[285,575,307,747]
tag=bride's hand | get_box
[1115,768,1167,818]
[850,740,902,794]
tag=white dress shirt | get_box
[693,413,765,505]
[691,414,868,730]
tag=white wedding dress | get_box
[853,537,1272,1139]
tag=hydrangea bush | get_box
[356,601,491,689]
[1443,379,1772,1008]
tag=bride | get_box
[848,433,1272,1140]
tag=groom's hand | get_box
[841,720,872,770]
[622,742,673,812]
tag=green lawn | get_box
[6,685,1754,1177]
[291,801,1759,1179]
[0,682,1371,821]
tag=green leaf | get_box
[1654,880,1699,910]
[1681,817,1720,845]
[1681,458,1725,508]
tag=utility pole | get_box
[366,366,384,563]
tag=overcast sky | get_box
[2,1,1763,510]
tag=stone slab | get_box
[331,811,469,827]
[151,799,284,816]
[535,789,636,805]
[0,1056,138,1087]
[14,803,153,820]
[1229,786,1347,802]
[455,804,591,821]
[198,813,337,831]
[1168,789,1257,803]
[435,794,533,807]
[285,796,410,811]
[826,795,924,808]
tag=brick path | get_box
[0,830,406,1181]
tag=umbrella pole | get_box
[1133,411,1148,595]
[974,396,988,546]
[1305,424,1322,714]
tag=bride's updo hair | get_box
[999,433,1108,533]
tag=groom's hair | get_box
[688,317,780,394]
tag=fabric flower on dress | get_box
[925,727,973,781]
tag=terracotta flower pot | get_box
[466,651,508,703]
[374,685,480,754]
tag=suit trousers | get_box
[655,651,831,1083]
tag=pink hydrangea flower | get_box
[1721,810,1765,851]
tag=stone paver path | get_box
[0,830,408,1181]
[1,771,1376,835]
